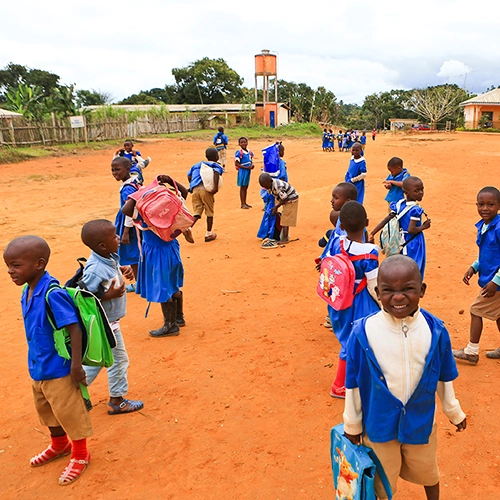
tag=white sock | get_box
[464,342,479,355]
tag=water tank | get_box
[255,50,277,76]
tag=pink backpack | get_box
[129,176,194,242]
[317,240,378,311]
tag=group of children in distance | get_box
[322,128,367,153]
[4,127,500,496]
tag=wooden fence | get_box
[0,114,203,147]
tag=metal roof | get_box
[0,108,23,117]
[84,103,289,113]
[460,88,500,106]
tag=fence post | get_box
[9,118,16,147]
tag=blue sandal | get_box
[108,398,144,415]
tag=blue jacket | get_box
[345,309,459,445]
[476,214,500,290]
[213,132,228,151]
[187,161,223,191]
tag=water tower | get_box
[254,50,278,128]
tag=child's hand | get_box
[421,218,431,230]
[157,174,172,185]
[271,207,278,215]
[120,265,134,281]
[70,363,87,388]
[454,417,467,432]
[463,267,476,285]
[481,281,498,298]
[344,432,362,445]
[382,181,391,189]
[121,233,130,245]
[105,279,126,299]
[368,233,375,244]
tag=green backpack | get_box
[45,284,116,409]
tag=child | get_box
[324,201,380,398]
[114,140,150,184]
[359,130,367,151]
[344,143,367,204]
[258,143,288,247]
[187,147,224,242]
[383,156,410,206]
[337,130,344,152]
[369,176,431,279]
[213,126,228,169]
[453,186,500,365]
[372,128,377,141]
[235,137,254,209]
[328,128,335,151]
[322,128,329,152]
[79,219,144,414]
[343,255,467,499]
[111,157,141,291]
[122,175,189,338]
[259,172,299,244]
[3,236,92,485]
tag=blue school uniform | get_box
[390,200,427,279]
[235,148,254,187]
[360,135,367,146]
[213,132,228,152]
[121,151,145,184]
[187,161,223,191]
[115,178,141,266]
[475,214,500,290]
[385,168,410,203]
[337,134,343,150]
[21,271,79,381]
[136,227,184,303]
[345,157,367,203]
[322,132,329,149]
[345,309,459,444]
[327,132,334,149]
[326,236,380,360]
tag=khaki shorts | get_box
[191,185,215,217]
[32,375,93,440]
[217,149,227,167]
[281,200,298,227]
[470,290,500,321]
[363,424,439,498]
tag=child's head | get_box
[476,186,500,224]
[259,172,273,190]
[403,176,424,202]
[111,157,131,182]
[387,157,403,176]
[331,182,358,211]
[205,147,219,162]
[123,140,133,152]
[351,143,362,159]
[81,219,119,258]
[278,142,285,158]
[376,255,426,319]
[217,126,224,133]
[339,201,368,234]
[238,137,248,149]
[3,235,50,287]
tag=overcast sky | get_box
[2,0,499,105]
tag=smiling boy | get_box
[343,255,466,500]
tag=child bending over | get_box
[344,255,466,500]
[3,236,93,485]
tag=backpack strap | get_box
[366,448,393,499]
[340,239,378,296]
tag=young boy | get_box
[259,172,299,244]
[114,140,150,185]
[187,147,224,242]
[453,186,500,365]
[79,219,144,414]
[3,236,92,485]
[213,126,228,169]
[343,255,466,500]
[383,157,410,206]
[344,143,367,204]
[235,137,254,209]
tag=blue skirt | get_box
[402,233,426,279]
[257,193,278,239]
[136,230,184,303]
[237,168,251,187]
[115,211,140,266]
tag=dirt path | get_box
[1,132,499,499]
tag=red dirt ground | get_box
[1,132,499,499]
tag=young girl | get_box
[122,175,188,338]
[322,128,329,152]
[114,140,150,185]
[344,143,366,204]
[111,157,141,290]
[383,156,410,206]
[369,176,431,279]
[235,137,254,209]
[325,201,380,398]
[337,130,344,152]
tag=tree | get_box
[172,58,243,104]
[77,89,113,107]
[4,83,45,120]
[400,84,470,128]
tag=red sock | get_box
[51,434,69,451]
[332,358,346,389]
[71,438,88,461]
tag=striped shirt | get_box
[269,179,299,203]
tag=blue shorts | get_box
[237,168,251,187]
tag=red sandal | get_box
[30,442,72,467]
[58,453,91,486]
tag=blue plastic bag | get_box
[262,143,280,176]
[331,424,392,500]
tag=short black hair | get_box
[339,201,367,232]
[205,147,219,161]
[81,219,115,251]
[123,139,133,145]
[335,182,358,200]
[4,235,51,263]
[111,156,131,169]
[478,186,500,203]
[387,157,403,168]
[403,176,422,191]
[217,126,224,132]
[379,254,422,284]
